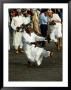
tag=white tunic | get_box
[11,15,24,30]
[48,14,62,42]
[23,16,31,25]
[11,15,24,49]
[23,31,50,66]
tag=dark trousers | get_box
[40,24,48,38]
[40,24,48,46]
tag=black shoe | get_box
[28,61,31,65]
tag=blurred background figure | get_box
[39,9,48,46]
[11,9,24,54]
[47,9,62,50]
[32,9,41,35]
[22,9,31,25]
[9,9,17,37]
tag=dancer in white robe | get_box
[47,9,62,50]
[23,25,53,66]
[11,10,24,53]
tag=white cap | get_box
[47,9,53,13]
[17,8,21,12]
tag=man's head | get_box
[25,24,33,34]
[10,9,17,17]
[17,8,22,15]
[47,9,53,17]
[41,9,47,16]
[22,9,28,17]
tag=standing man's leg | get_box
[50,29,57,42]
[13,30,15,47]
[19,33,24,53]
[40,24,48,46]
[40,24,47,37]
[44,24,48,39]
[40,24,44,36]
[56,25,62,50]
[14,32,20,54]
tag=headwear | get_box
[21,9,27,14]
[17,8,21,12]
[47,9,53,13]
[25,23,31,30]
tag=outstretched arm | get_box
[35,33,46,41]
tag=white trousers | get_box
[50,24,62,42]
[13,31,23,50]
[24,44,50,66]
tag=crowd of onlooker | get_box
[8,8,63,53]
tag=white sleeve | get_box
[55,14,61,22]
[28,16,31,23]
[34,33,45,41]
[11,17,16,30]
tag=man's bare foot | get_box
[47,51,53,57]
[19,48,24,53]
[16,50,19,54]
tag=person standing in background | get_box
[40,9,48,38]
[11,9,24,54]
[22,9,31,26]
[32,9,41,35]
[47,9,62,50]
[40,9,48,46]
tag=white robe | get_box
[23,16,31,25]
[48,14,62,42]
[11,15,24,49]
[23,31,50,66]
